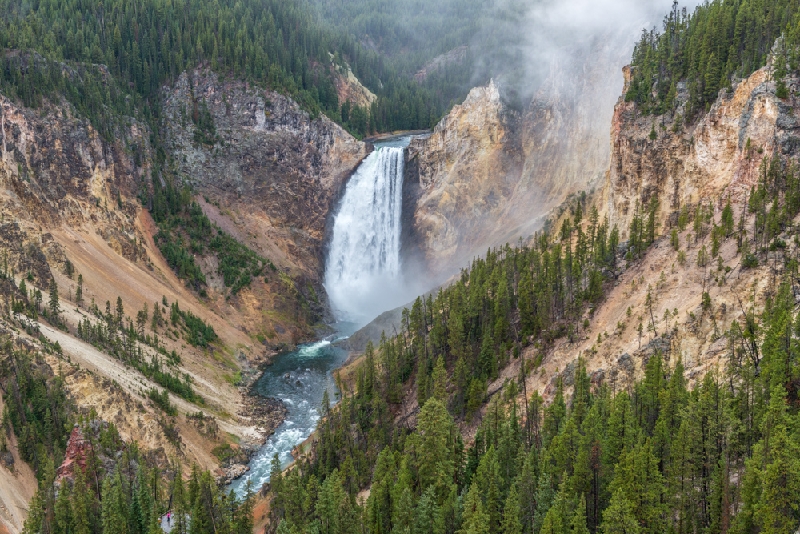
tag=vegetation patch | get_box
[147,387,177,416]
[151,178,271,296]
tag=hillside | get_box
[262,3,800,533]
[0,75,340,517]
[0,10,373,532]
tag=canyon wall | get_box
[161,69,368,278]
[527,64,800,408]
[404,32,633,277]
[602,65,800,238]
[0,91,150,270]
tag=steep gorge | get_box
[2,3,800,532]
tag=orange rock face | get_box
[55,425,92,484]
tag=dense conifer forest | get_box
[0,273,255,534]
[0,0,451,136]
[626,0,800,116]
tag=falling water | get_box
[230,138,413,497]
[325,140,408,324]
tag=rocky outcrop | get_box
[0,92,150,273]
[404,81,520,273]
[405,32,632,276]
[332,63,377,109]
[161,69,368,277]
[602,65,800,237]
[55,425,92,484]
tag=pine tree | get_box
[172,464,189,534]
[532,473,556,533]
[416,398,455,499]
[608,440,666,533]
[72,467,94,534]
[474,446,501,531]
[48,278,60,321]
[391,484,414,534]
[116,296,125,327]
[233,482,255,534]
[413,486,444,534]
[152,302,162,331]
[570,495,590,534]
[540,481,571,534]
[189,470,218,534]
[458,484,490,534]
[431,356,448,404]
[76,273,83,305]
[735,386,800,533]
[54,480,74,534]
[601,490,641,534]
[500,485,522,534]
[314,470,355,534]
[365,448,396,534]
[102,471,130,534]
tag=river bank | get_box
[228,330,353,496]
[363,129,431,143]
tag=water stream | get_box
[230,137,412,496]
[229,326,355,496]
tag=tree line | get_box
[0,0,454,138]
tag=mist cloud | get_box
[470,0,703,105]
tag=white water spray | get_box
[325,144,407,324]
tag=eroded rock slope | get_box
[161,69,368,278]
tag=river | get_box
[229,324,356,496]
[230,136,415,497]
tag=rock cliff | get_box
[161,69,368,279]
[332,62,378,110]
[404,80,519,273]
[525,61,800,409]
[404,32,633,277]
[0,91,149,271]
[602,65,800,237]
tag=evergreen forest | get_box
[0,0,453,138]
[626,0,800,116]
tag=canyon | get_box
[1,15,799,534]
[0,66,371,533]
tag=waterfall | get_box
[325,145,407,324]
[231,140,413,497]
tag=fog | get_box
[468,0,703,105]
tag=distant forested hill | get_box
[0,0,453,134]
[304,0,533,111]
